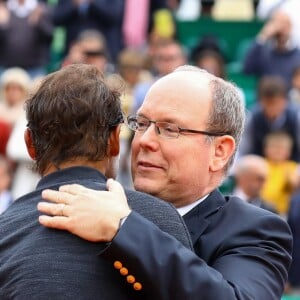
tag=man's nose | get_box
[138,123,160,150]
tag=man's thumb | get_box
[106,179,126,198]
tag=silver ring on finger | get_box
[60,203,65,216]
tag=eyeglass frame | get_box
[126,114,230,139]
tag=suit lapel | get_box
[183,190,226,245]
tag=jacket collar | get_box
[36,166,107,191]
[183,189,226,244]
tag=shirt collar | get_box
[177,194,209,216]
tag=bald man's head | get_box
[234,155,268,199]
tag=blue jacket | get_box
[102,189,292,299]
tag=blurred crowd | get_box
[1,0,300,295]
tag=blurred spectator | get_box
[257,0,300,49]
[133,38,186,113]
[0,0,54,78]
[4,75,40,200]
[118,48,152,88]
[190,35,226,78]
[287,190,300,290]
[53,0,124,63]
[0,155,13,214]
[239,75,300,162]
[192,49,226,79]
[0,67,31,126]
[232,154,277,213]
[260,131,299,216]
[150,38,186,76]
[62,29,110,74]
[289,65,300,107]
[243,10,300,88]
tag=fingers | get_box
[59,183,88,195]
[107,178,126,198]
[41,189,73,205]
[38,215,69,230]
[37,202,70,217]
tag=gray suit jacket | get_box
[0,166,192,299]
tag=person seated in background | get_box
[256,0,300,49]
[52,0,124,64]
[0,63,192,299]
[61,29,111,74]
[239,75,300,162]
[260,131,299,217]
[1,69,40,199]
[192,49,226,79]
[243,9,300,88]
[0,155,13,214]
[0,67,38,199]
[232,154,277,213]
[190,35,226,79]
[0,0,54,78]
[0,67,31,126]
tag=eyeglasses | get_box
[127,115,229,139]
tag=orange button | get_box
[114,261,122,270]
[126,275,135,284]
[120,267,128,276]
[133,282,142,291]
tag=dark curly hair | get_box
[25,64,123,174]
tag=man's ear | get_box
[209,135,235,172]
[24,128,36,160]
[108,125,121,157]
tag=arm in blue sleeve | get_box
[100,211,291,300]
[100,212,238,300]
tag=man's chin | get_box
[133,177,159,196]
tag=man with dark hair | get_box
[0,63,192,299]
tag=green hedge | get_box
[175,16,264,63]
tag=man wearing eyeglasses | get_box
[38,66,292,299]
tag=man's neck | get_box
[42,159,107,177]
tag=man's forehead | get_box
[149,71,212,94]
[144,71,212,103]
[139,71,212,123]
[162,70,211,84]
